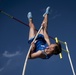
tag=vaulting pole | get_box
[65,42,76,75]
[22,25,43,75]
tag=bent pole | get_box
[65,42,76,75]
[22,25,43,75]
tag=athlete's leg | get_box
[43,15,51,45]
[27,12,37,57]
[27,12,37,40]
[42,7,51,45]
[39,6,50,35]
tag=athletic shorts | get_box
[28,34,51,59]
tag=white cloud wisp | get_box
[3,51,21,58]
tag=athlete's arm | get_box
[29,50,46,59]
[28,42,36,58]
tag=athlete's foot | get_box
[43,6,50,17]
[27,12,32,20]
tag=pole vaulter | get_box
[0,9,62,58]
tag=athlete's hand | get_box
[31,42,35,49]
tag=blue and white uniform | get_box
[28,34,51,59]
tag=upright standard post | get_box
[65,42,76,75]
[22,25,43,75]
[55,37,62,59]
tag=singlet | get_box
[28,34,51,59]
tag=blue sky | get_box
[0,0,76,75]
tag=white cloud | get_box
[0,51,22,72]
[3,51,21,58]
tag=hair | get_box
[54,42,62,55]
